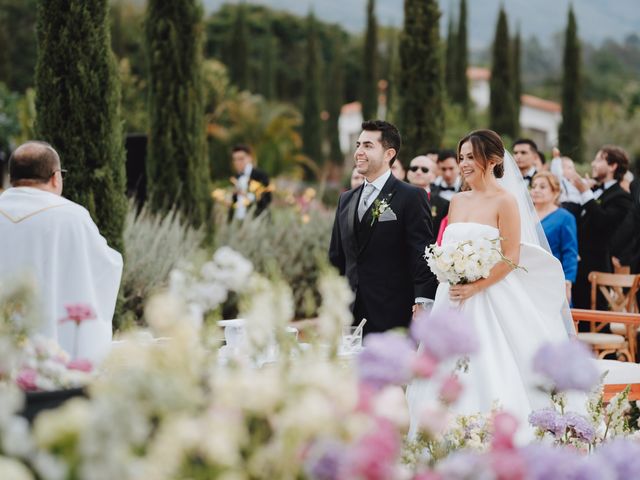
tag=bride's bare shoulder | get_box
[496,189,519,213]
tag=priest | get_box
[0,141,123,363]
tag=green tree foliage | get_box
[327,43,345,166]
[145,0,209,225]
[559,7,584,163]
[228,4,249,91]
[206,4,355,107]
[260,19,277,101]
[512,29,522,135]
[361,0,378,120]
[489,8,517,138]
[382,28,399,122]
[444,15,457,99]
[0,0,37,92]
[399,0,444,158]
[301,13,323,169]
[35,0,127,252]
[453,0,469,111]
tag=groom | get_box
[329,120,437,335]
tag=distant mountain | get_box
[202,0,640,49]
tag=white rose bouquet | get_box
[425,237,518,285]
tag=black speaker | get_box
[125,134,147,204]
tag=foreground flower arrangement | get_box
[0,248,638,479]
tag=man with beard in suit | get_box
[230,144,272,221]
[329,120,437,335]
[567,145,633,310]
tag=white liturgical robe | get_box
[0,187,123,363]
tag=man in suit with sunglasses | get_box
[329,121,437,335]
[407,155,449,235]
[0,141,122,363]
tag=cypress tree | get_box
[361,0,378,120]
[453,0,469,111]
[145,0,209,224]
[512,28,522,136]
[327,42,344,166]
[444,15,457,99]
[559,7,583,163]
[260,20,277,100]
[228,4,249,91]
[35,0,127,251]
[384,30,399,122]
[489,8,516,138]
[302,13,323,167]
[399,0,444,158]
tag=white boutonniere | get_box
[370,193,394,226]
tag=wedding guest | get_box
[407,155,448,235]
[230,144,272,221]
[432,149,461,201]
[549,149,582,221]
[534,150,547,172]
[566,145,633,309]
[390,158,406,181]
[531,172,577,302]
[512,138,539,187]
[350,166,365,189]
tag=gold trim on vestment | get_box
[0,204,66,223]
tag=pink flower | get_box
[490,450,527,480]
[355,384,376,413]
[439,375,463,404]
[343,419,400,480]
[60,304,96,326]
[492,412,519,451]
[67,358,93,372]
[412,352,438,378]
[16,368,39,391]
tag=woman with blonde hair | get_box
[530,171,578,302]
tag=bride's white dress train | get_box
[407,222,572,440]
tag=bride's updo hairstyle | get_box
[457,129,505,178]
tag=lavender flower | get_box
[564,412,596,444]
[410,310,478,361]
[356,333,416,389]
[568,456,616,480]
[435,451,493,480]
[532,340,599,392]
[595,439,640,480]
[521,444,581,480]
[528,408,566,437]
[304,439,347,480]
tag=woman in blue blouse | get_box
[531,171,578,303]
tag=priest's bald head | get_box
[9,141,64,196]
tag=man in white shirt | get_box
[0,141,123,362]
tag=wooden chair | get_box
[573,308,640,362]
[586,272,640,359]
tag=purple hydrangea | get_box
[528,408,567,437]
[410,309,478,361]
[567,456,616,480]
[594,439,640,480]
[435,451,493,479]
[532,340,600,392]
[304,439,347,480]
[564,412,596,444]
[356,332,416,389]
[520,444,581,480]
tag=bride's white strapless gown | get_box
[407,222,572,440]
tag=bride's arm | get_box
[449,194,521,301]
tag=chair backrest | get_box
[572,308,640,362]
[588,271,640,313]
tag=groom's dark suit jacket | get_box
[329,174,437,335]
[572,182,632,309]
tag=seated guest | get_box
[549,149,582,221]
[531,172,577,303]
[512,138,539,187]
[0,141,123,363]
[407,155,448,235]
[390,158,406,181]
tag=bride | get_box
[406,129,575,440]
